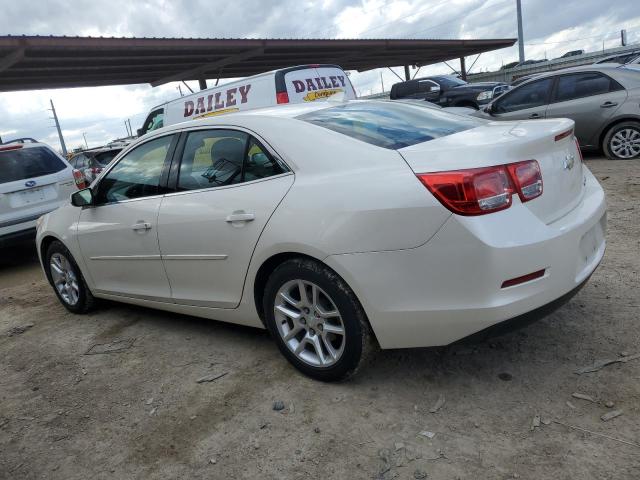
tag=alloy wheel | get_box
[50,253,80,306]
[610,128,640,159]
[274,279,346,367]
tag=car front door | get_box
[490,77,554,120]
[545,72,627,148]
[76,134,176,300]
[157,128,294,309]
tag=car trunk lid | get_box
[399,118,584,224]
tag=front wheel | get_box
[603,122,640,159]
[45,240,95,313]
[263,258,373,381]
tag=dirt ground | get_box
[1,155,639,480]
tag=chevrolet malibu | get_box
[36,100,606,381]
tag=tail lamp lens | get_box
[417,160,543,216]
[276,92,290,104]
[72,169,87,189]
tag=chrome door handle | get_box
[600,101,618,108]
[529,113,541,119]
[226,212,255,223]
[131,221,152,231]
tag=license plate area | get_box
[9,186,53,207]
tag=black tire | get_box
[602,121,640,160]
[263,258,374,381]
[45,240,95,314]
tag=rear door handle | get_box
[600,101,618,108]
[226,213,255,223]
[131,221,152,231]
[529,113,541,119]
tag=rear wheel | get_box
[603,122,640,159]
[45,241,95,313]
[263,258,373,381]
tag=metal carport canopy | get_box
[0,35,516,92]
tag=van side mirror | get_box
[71,188,94,207]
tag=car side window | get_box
[244,137,286,181]
[95,135,173,204]
[554,73,623,103]
[494,78,553,113]
[177,129,287,191]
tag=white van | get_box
[137,64,357,136]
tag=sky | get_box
[1,0,639,152]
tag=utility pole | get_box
[49,99,67,157]
[127,119,133,137]
[82,133,88,149]
[516,0,525,63]
[380,71,385,93]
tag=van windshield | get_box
[298,101,482,150]
[0,146,67,183]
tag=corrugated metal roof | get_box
[0,35,516,91]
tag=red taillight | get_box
[72,169,87,189]
[554,128,573,142]
[416,160,543,216]
[276,92,290,104]
[90,167,102,175]
[505,160,543,202]
[0,144,23,152]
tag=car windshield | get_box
[298,101,482,150]
[0,146,67,183]
[94,149,121,166]
[435,76,467,88]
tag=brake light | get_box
[0,144,23,152]
[416,160,543,216]
[554,128,573,142]
[72,169,87,189]
[506,160,543,202]
[276,92,290,104]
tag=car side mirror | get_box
[71,188,94,207]
[136,128,144,137]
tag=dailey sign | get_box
[140,65,357,137]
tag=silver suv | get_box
[0,139,82,247]
[478,64,640,159]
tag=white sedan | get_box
[36,100,606,381]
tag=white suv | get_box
[0,139,83,247]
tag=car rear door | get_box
[156,128,293,309]
[76,134,177,300]
[545,71,627,147]
[490,77,554,120]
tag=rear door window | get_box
[553,72,623,102]
[0,146,67,183]
[298,101,482,149]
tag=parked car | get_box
[510,73,540,87]
[500,61,520,70]
[69,147,123,183]
[390,75,510,109]
[138,64,357,137]
[559,50,584,59]
[36,100,606,380]
[1,138,85,247]
[476,64,640,159]
[594,51,640,65]
[515,59,548,67]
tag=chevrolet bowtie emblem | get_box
[563,153,575,170]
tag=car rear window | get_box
[0,146,67,183]
[94,149,121,166]
[298,101,482,149]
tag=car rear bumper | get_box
[325,167,606,349]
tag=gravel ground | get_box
[1,156,639,480]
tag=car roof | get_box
[514,64,625,83]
